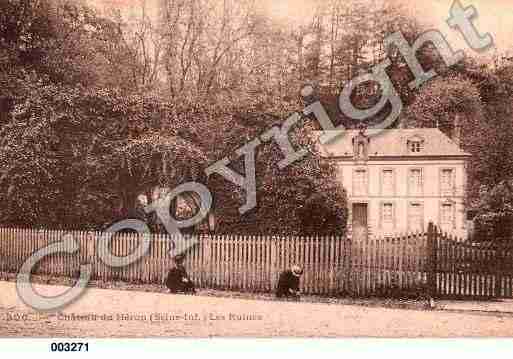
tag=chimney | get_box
[453,114,461,147]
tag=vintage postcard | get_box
[1,0,513,345]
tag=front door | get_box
[352,203,368,241]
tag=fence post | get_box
[495,242,503,298]
[427,222,438,298]
[345,238,353,295]
[270,237,277,291]
[202,234,211,288]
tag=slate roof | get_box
[316,128,471,158]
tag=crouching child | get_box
[165,254,196,294]
[276,265,303,301]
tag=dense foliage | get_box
[0,0,350,234]
[6,0,513,238]
[474,181,513,242]
[202,106,348,235]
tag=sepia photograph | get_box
[1,0,513,343]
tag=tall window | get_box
[408,202,423,231]
[382,169,394,195]
[408,168,423,196]
[353,169,368,196]
[441,202,455,228]
[381,202,395,229]
[440,169,454,196]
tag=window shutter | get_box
[379,202,383,229]
[409,169,423,196]
[453,202,457,229]
[393,202,396,229]
[440,169,455,196]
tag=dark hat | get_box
[174,253,186,262]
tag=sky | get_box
[90,0,513,57]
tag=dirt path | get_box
[1,281,513,337]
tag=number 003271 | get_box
[50,342,89,352]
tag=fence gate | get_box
[432,226,513,299]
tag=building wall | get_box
[336,159,468,240]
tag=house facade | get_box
[317,128,471,240]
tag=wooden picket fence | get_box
[432,230,513,299]
[0,224,512,299]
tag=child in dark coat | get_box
[276,265,303,300]
[165,254,196,294]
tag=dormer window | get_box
[407,135,425,153]
[410,141,422,153]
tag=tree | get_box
[197,96,348,235]
[0,80,209,228]
[477,62,513,187]
[158,0,261,100]
[405,75,483,134]
[102,0,164,93]
[474,181,513,242]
